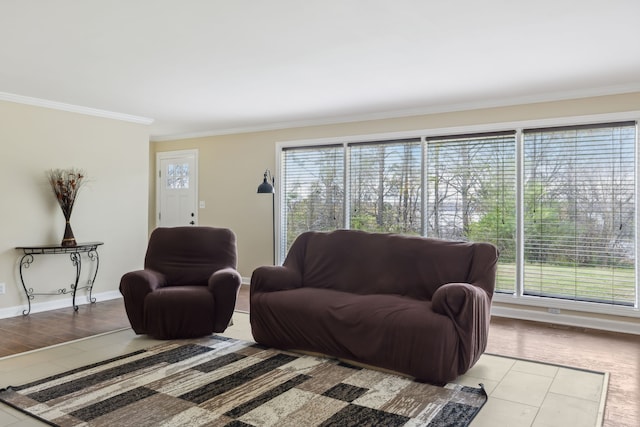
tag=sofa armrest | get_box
[250,266,302,293]
[432,282,492,372]
[208,267,243,331]
[119,269,167,334]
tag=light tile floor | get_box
[0,313,607,427]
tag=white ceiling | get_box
[2,1,640,140]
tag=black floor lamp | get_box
[257,169,275,265]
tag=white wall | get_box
[0,100,150,316]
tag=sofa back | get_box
[284,230,497,300]
[145,226,237,285]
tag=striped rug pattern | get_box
[0,335,487,426]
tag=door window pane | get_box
[167,163,189,189]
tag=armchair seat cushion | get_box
[144,286,216,339]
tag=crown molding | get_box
[0,92,154,125]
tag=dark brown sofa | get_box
[250,229,498,384]
[120,226,242,339]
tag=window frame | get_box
[275,112,640,319]
[520,122,636,306]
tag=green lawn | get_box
[495,263,636,305]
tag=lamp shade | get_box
[257,171,275,193]
[257,180,274,193]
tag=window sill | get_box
[492,294,640,335]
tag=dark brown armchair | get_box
[119,226,242,339]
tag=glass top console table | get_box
[15,242,104,315]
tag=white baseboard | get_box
[242,277,251,285]
[0,290,122,319]
[491,305,640,336]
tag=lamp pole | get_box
[270,191,275,265]
[257,170,276,265]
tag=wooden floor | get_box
[0,286,251,358]
[486,317,639,427]
[0,286,637,426]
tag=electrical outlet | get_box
[0,282,5,295]
[548,307,561,314]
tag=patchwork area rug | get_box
[0,335,487,426]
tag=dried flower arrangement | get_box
[46,168,86,246]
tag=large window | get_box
[278,120,638,310]
[281,144,344,254]
[349,139,422,234]
[426,132,516,292]
[523,122,636,305]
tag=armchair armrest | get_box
[208,267,242,332]
[208,267,242,291]
[432,282,492,372]
[120,269,166,292]
[250,266,302,293]
[119,269,167,334]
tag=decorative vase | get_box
[62,219,76,246]
[47,168,86,247]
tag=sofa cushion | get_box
[292,230,476,300]
[251,287,460,381]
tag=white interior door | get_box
[156,150,198,227]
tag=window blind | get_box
[426,131,517,293]
[348,138,422,235]
[523,121,636,305]
[280,144,345,257]
[278,121,637,308]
